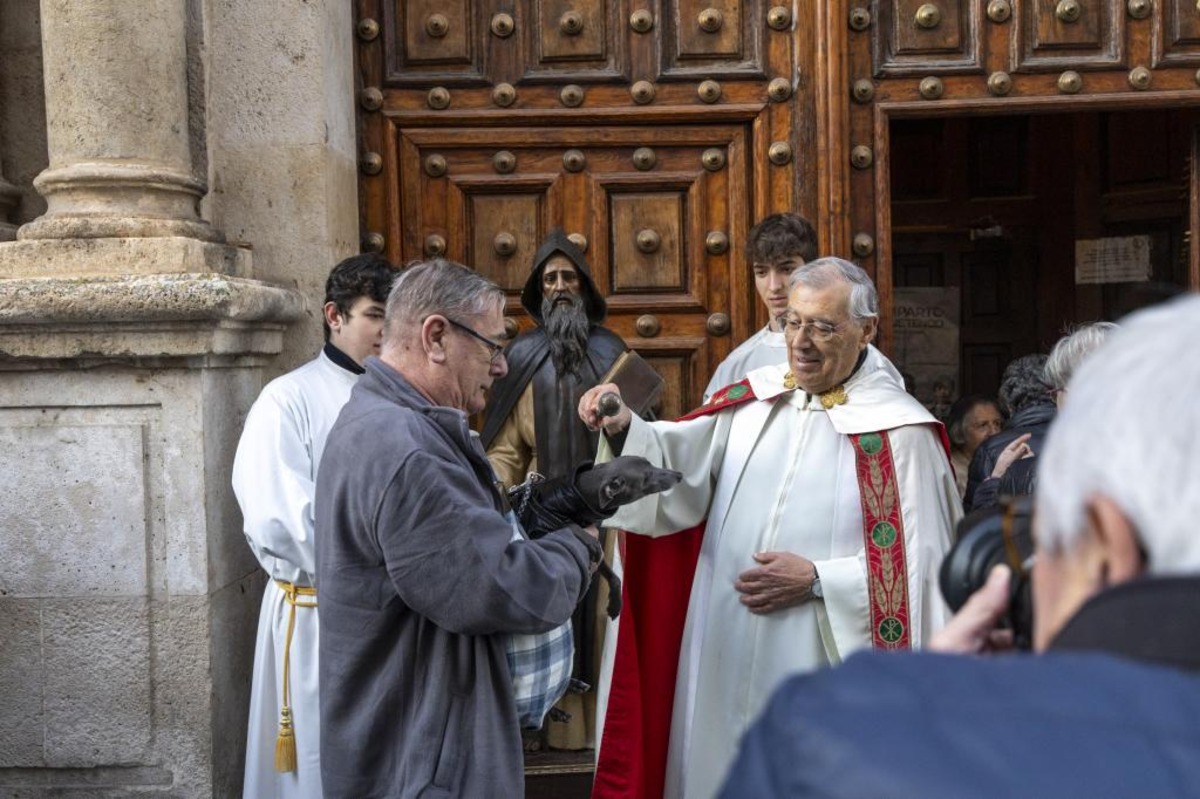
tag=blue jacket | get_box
[721,578,1200,799]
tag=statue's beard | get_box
[542,292,590,378]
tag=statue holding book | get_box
[482,228,662,751]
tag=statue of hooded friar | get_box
[481,228,657,750]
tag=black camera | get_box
[939,496,1036,649]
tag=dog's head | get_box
[577,456,683,512]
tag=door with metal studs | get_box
[840,0,1200,360]
[354,0,812,419]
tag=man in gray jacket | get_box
[315,259,601,798]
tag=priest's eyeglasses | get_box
[781,315,842,343]
[446,317,507,363]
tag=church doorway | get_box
[882,106,1199,408]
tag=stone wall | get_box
[204,0,359,378]
[0,1,359,795]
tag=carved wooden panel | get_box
[639,348,707,420]
[661,0,765,78]
[388,124,750,410]
[875,0,982,75]
[1155,0,1200,67]
[608,190,687,291]
[1017,0,1124,70]
[381,0,485,85]
[358,0,810,415]
[525,0,626,80]
[466,192,549,291]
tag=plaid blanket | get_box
[504,511,575,728]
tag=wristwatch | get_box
[811,567,823,600]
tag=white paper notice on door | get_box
[1075,235,1152,284]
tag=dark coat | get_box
[315,358,594,799]
[964,402,1055,511]
[720,577,1200,799]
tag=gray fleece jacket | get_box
[315,357,595,799]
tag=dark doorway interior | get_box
[889,109,1194,403]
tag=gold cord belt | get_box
[274,580,317,772]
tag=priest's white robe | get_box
[702,324,787,403]
[598,347,960,799]
[233,351,358,799]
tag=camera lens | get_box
[939,497,1035,648]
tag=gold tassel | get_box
[275,706,297,773]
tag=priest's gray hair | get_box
[1043,321,1119,391]
[385,258,505,333]
[1036,295,1200,573]
[788,257,879,321]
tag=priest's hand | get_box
[579,383,632,436]
[734,551,817,614]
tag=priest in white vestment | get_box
[232,256,396,799]
[582,257,961,799]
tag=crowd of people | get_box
[231,213,1200,799]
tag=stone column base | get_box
[0,273,304,363]
[0,236,253,280]
[20,162,219,242]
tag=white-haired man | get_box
[721,295,1200,798]
[580,257,961,799]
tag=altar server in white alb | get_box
[582,257,961,799]
[233,255,397,799]
[702,213,817,402]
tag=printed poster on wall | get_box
[892,287,961,424]
[1075,235,1152,284]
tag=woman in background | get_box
[947,395,1003,499]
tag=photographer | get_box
[719,296,1200,798]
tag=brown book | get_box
[600,349,664,417]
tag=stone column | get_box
[19,0,214,241]
[0,2,318,797]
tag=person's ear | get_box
[422,315,450,364]
[323,301,343,333]
[859,315,878,347]
[1084,494,1145,588]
